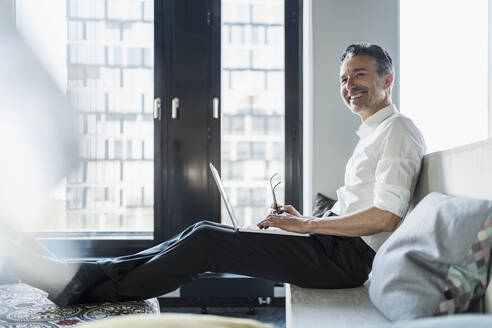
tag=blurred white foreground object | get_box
[0,1,78,278]
[0,3,78,228]
[79,313,273,328]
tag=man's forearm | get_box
[305,206,400,236]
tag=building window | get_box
[237,142,251,160]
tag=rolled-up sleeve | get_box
[373,119,425,218]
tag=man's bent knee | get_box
[193,220,216,229]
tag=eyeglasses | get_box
[269,173,284,214]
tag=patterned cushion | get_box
[436,217,492,314]
[0,283,160,327]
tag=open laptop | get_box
[209,163,309,237]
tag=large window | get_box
[400,0,489,153]
[16,0,155,240]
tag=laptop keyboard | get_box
[244,225,281,231]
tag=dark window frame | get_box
[284,0,303,211]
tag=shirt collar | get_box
[356,104,397,139]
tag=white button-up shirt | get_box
[328,104,426,251]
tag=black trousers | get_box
[52,213,375,305]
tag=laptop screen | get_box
[209,163,240,228]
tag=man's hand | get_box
[270,204,302,217]
[259,206,401,236]
[257,213,316,234]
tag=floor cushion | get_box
[0,283,159,327]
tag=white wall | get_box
[304,0,400,212]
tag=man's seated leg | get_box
[82,224,374,304]
[13,220,374,306]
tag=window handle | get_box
[213,97,219,119]
[153,97,161,120]
[171,97,180,119]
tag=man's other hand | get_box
[270,204,302,217]
[257,214,315,234]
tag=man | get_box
[259,43,426,251]
[12,42,426,307]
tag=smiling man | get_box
[258,42,426,252]
[10,43,426,306]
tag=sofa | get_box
[286,138,492,327]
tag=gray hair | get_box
[341,42,394,76]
